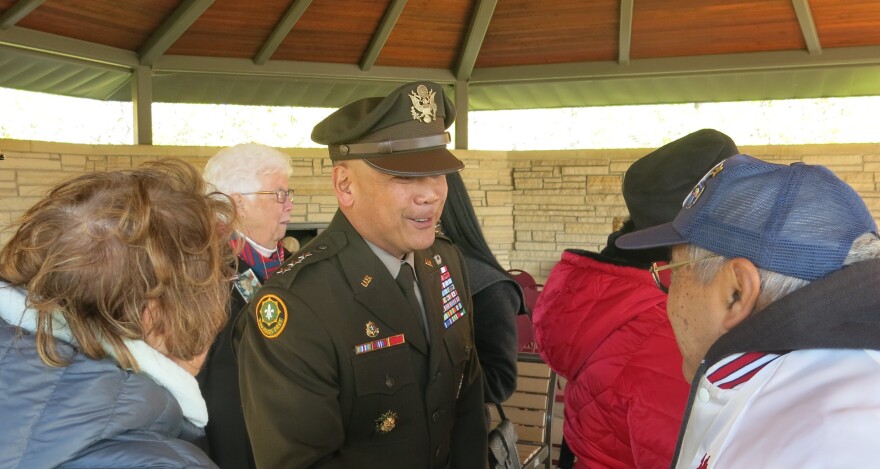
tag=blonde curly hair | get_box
[0,159,236,371]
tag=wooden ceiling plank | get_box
[792,0,821,54]
[0,25,137,68]
[139,0,214,66]
[455,0,498,81]
[0,0,45,30]
[618,0,633,64]
[360,0,407,71]
[254,0,314,66]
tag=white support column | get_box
[454,81,468,150]
[132,65,153,145]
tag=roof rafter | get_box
[360,0,407,71]
[0,0,45,30]
[139,0,214,66]
[618,0,633,64]
[0,25,137,68]
[155,54,455,83]
[455,0,497,81]
[469,45,880,84]
[792,0,821,54]
[254,0,313,65]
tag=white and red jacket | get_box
[534,250,690,468]
[674,258,880,468]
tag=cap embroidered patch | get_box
[256,294,288,338]
[354,333,405,355]
[440,265,466,328]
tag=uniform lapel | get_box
[332,214,429,355]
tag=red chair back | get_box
[508,269,543,353]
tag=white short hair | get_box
[683,232,880,312]
[203,143,293,195]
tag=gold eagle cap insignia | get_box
[409,85,438,123]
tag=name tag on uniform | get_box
[354,334,406,355]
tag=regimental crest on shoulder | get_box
[256,294,288,339]
[409,85,438,123]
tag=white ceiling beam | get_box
[0,25,137,68]
[360,0,407,71]
[154,54,455,83]
[139,0,214,66]
[618,0,633,65]
[254,0,313,65]
[469,44,880,84]
[455,0,497,81]
[792,0,821,54]
[0,0,45,29]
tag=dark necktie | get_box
[396,261,428,335]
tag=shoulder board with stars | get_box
[271,243,334,283]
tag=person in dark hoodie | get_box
[440,170,525,405]
[616,153,880,467]
[533,129,739,468]
[0,159,234,468]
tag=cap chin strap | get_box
[336,132,450,158]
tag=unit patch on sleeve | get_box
[255,294,288,339]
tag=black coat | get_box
[464,257,522,404]
[233,210,488,468]
[196,249,289,469]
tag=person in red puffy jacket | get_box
[533,129,739,468]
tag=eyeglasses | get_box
[240,188,294,204]
[649,255,720,293]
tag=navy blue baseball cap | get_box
[615,154,878,281]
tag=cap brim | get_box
[615,222,688,250]
[364,147,464,177]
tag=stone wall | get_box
[3,138,880,282]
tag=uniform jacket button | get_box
[431,410,442,422]
[316,244,328,251]
[385,375,395,388]
[464,345,470,354]
[431,371,441,384]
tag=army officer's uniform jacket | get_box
[234,210,488,468]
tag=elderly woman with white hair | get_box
[198,142,294,469]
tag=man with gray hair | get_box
[199,142,294,469]
[616,153,880,468]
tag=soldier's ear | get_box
[333,163,354,207]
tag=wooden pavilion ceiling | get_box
[2,0,880,113]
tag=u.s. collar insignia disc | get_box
[365,321,380,338]
[256,294,287,339]
[409,85,438,123]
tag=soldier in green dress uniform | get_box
[234,81,488,468]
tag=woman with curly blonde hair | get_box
[0,159,235,468]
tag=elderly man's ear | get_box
[231,193,247,218]
[720,258,761,331]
